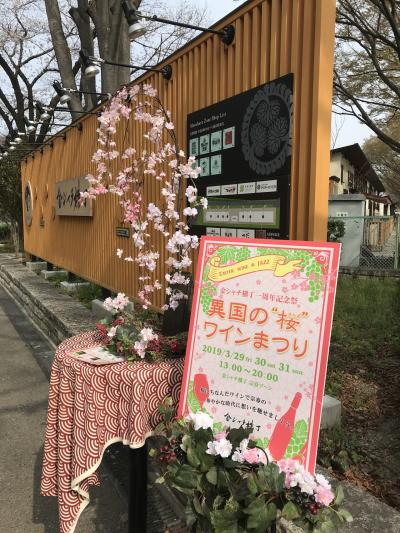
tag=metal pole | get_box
[128,444,148,532]
[140,13,225,36]
[394,214,399,270]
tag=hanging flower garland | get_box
[81,83,206,317]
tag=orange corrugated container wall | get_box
[21,0,336,311]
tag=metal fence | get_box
[328,215,400,270]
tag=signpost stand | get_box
[128,444,148,532]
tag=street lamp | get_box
[26,118,79,129]
[53,81,73,104]
[79,50,173,80]
[24,117,37,133]
[79,52,100,78]
[121,0,235,45]
[53,80,111,101]
[36,103,52,121]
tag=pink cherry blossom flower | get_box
[315,485,334,506]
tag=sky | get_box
[171,0,372,149]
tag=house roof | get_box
[331,143,385,193]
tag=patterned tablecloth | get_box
[41,331,184,533]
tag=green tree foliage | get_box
[0,157,22,254]
[327,220,346,243]
[335,0,400,154]
[363,120,400,201]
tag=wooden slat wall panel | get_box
[21,0,336,310]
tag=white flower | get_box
[231,450,244,463]
[185,411,213,431]
[315,474,331,490]
[116,248,123,258]
[215,438,233,458]
[183,207,198,217]
[200,197,208,209]
[103,293,129,312]
[185,185,197,203]
[239,439,249,452]
[299,472,317,495]
[206,441,218,455]
[107,326,118,338]
[103,297,116,312]
[140,327,157,343]
[206,438,233,458]
[134,340,146,358]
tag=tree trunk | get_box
[44,0,83,119]
[70,1,98,109]
[10,221,20,257]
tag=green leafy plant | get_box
[150,400,352,532]
[96,304,187,362]
[327,220,345,243]
[0,222,11,242]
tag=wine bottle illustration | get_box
[193,373,209,408]
[268,392,302,461]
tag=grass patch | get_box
[329,276,400,365]
[0,242,16,253]
[75,283,102,308]
[318,275,400,509]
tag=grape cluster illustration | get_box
[283,419,308,459]
[256,248,324,302]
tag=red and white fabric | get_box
[41,331,183,533]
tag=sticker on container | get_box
[238,182,256,194]
[205,210,229,223]
[237,229,255,238]
[189,138,198,156]
[223,127,235,149]
[199,157,210,177]
[206,186,221,197]
[200,134,210,155]
[256,180,278,193]
[210,131,222,152]
[221,228,237,237]
[206,227,221,236]
[221,184,238,195]
[210,154,222,175]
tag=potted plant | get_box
[95,293,187,361]
[150,400,352,533]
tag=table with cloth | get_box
[41,330,184,533]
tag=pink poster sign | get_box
[178,237,341,473]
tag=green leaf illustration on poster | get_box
[255,436,270,449]
[283,419,308,459]
[188,380,201,413]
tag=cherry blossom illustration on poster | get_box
[178,237,341,473]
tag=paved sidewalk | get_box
[0,285,128,533]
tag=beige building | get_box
[329,144,393,216]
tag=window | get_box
[340,164,344,183]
